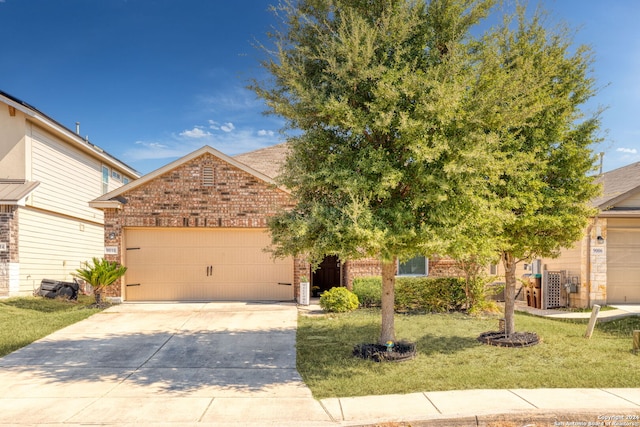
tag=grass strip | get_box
[0,295,104,357]
[297,309,640,399]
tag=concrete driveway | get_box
[0,302,334,426]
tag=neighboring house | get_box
[492,161,640,308]
[0,90,139,297]
[91,144,463,302]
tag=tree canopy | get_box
[252,0,600,342]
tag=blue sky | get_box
[0,0,638,175]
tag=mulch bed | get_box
[477,331,541,347]
[353,341,417,362]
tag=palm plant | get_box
[75,257,127,304]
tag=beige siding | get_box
[29,126,105,224]
[616,192,640,208]
[543,242,582,275]
[607,218,640,303]
[17,207,104,295]
[123,228,294,301]
[0,105,27,179]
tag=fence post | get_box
[584,304,600,339]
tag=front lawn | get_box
[0,295,104,357]
[297,309,640,399]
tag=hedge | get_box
[352,276,468,313]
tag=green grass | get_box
[297,309,640,399]
[0,295,105,357]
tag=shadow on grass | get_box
[0,296,97,313]
[415,333,481,355]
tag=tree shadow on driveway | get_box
[0,327,309,397]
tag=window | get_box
[111,170,122,181]
[102,166,109,194]
[397,256,428,276]
[123,177,130,185]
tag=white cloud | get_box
[125,125,284,174]
[135,141,167,149]
[220,122,235,132]
[128,141,196,161]
[180,127,212,139]
[208,120,235,133]
[616,147,638,154]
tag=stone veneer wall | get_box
[589,218,607,306]
[102,153,295,298]
[0,206,18,297]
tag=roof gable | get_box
[594,161,640,210]
[91,145,289,208]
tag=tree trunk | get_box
[379,259,397,345]
[501,252,517,336]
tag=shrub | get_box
[352,277,382,307]
[319,287,359,313]
[352,276,483,313]
[395,277,467,313]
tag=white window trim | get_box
[102,165,109,194]
[397,256,429,277]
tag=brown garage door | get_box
[123,228,294,301]
[607,224,640,304]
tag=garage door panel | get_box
[123,228,293,301]
[608,228,640,304]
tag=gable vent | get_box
[202,166,214,187]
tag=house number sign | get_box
[104,246,118,255]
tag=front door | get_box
[312,255,341,295]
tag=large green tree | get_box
[475,8,601,336]
[253,0,600,344]
[252,0,497,344]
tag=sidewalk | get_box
[320,388,640,426]
[515,301,640,320]
[299,300,640,426]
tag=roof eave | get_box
[0,91,140,178]
[89,200,123,210]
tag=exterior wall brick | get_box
[103,153,294,298]
[344,256,465,289]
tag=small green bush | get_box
[352,277,382,307]
[319,287,359,313]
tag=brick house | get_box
[92,144,457,302]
